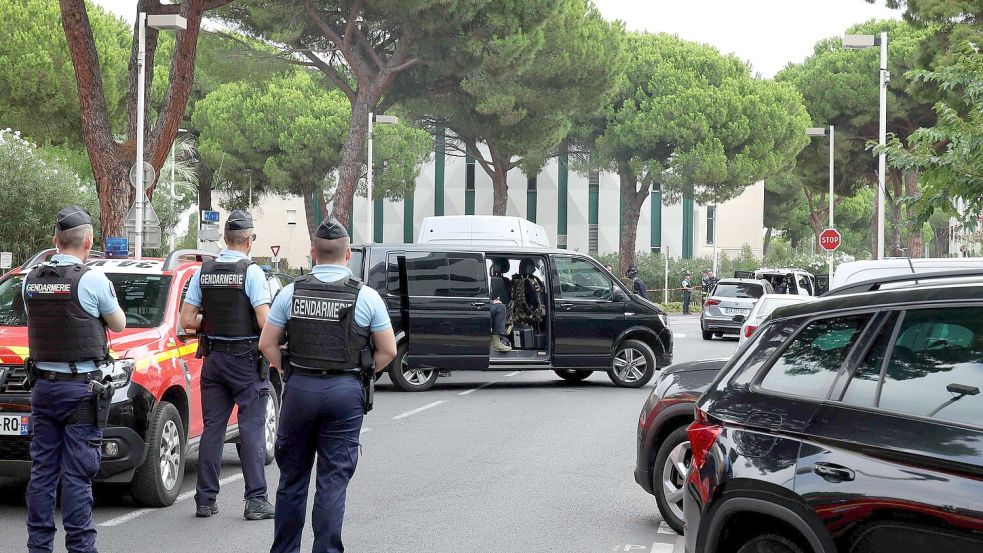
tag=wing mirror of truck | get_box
[733,314,746,323]
[612,288,627,302]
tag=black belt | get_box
[39,370,100,382]
[292,367,359,378]
[208,340,258,354]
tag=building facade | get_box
[207,142,764,269]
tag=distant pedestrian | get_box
[626,265,648,299]
[681,271,694,315]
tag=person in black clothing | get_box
[626,265,648,299]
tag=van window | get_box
[399,251,487,298]
[554,256,612,300]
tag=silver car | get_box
[737,293,814,345]
[700,278,773,340]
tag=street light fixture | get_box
[807,126,835,277]
[135,12,187,259]
[367,113,399,243]
[843,32,888,260]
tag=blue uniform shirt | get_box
[267,264,391,332]
[24,254,122,374]
[184,249,271,340]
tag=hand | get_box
[492,298,502,304]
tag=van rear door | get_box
[398,250,491,370]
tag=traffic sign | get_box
[0,252,11,269]
[820,228,842,252]
[271,245,280,257]
[124,195,162,249]
[128,162,156,189]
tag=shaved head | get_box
[312,236,350,265]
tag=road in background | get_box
[0,315,737,553]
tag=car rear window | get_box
[0,273,171,329]
[759,314,873,399]
[713,282,764,299]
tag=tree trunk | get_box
[332,97,372,227]
[763,227,773,257]
[804,189,825,255]
[302,181,318,243]
[871,198,879,259]
[618,165,649,275]
[887,172,904,256]
[904,170,922,258]
[490,152,511,216]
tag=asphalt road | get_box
[0,314,738,553]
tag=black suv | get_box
[683,272,983,553]
[349,245,673,391]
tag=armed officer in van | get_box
[179,210,274,520]
[23,206,126,553]
[259,216,396,553]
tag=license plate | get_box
[0,414,29,436]
[725,308,750,315]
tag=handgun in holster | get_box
[280,346,293,382]
[257,350,269,381]
[359,348,375,414]
[68,376,113,428]
[23,358,39,392]
[195,334,210,359]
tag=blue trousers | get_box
[271,374,363,553]
[195,350,269,507]
[27,378,102,553]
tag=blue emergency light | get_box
[105,237,129,258]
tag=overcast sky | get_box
[94,0,900,78]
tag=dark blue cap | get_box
[225,210,254,230]
[56,206,92,231]
[314,216,349,240]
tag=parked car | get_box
[349,244,674,391]
[700,278,774,340]
[684,270,983,553]
[736,268,818,296]
[635,358,728,534]
[830,257,983,290]
[737,294,814,345]
[0,249,286,507]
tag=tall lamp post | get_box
[135,13,186,259]
[844,32,888,260]
[366,113,399,243]
[807,126,835,277]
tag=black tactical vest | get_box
[199,259,260,337]
[287,275,370,371]
[25,263,108,363]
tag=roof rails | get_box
[821,268,983,297]
[163,249,217,270]
[20,249,106,270]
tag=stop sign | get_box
[820,228,842,252]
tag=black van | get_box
[349,245,673,391]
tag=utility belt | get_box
[291,367,360,378]
[197,336,268,381]
[23,360,113,428]
[281,347,375,414]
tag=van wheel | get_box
[131,401,185,507]
[554,369,591,382]
[608,339,655,388]
[388,346,438,392]
[702,329,713,340]
[737,534,804,553]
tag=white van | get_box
[417,216,551,248]
[735,268,818,296]
[830,257,983,290]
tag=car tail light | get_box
[744,325,757,338]
[704,298,721,306]
[687,408,722,471]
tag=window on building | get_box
[706,205,716,245]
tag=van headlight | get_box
[104,359,135,388]
[658,314,670,327]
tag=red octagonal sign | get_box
[820,228,842,252]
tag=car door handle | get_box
[471,301,486,308]
[813,462,855,482]
[558,302,574,310]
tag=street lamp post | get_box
[844,32,888,260]
[135,13,186,259]
[807,126,835,277]
[366,113,399,243]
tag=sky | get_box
[93,0,900,78]
[593,0,900,77]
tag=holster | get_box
[258,351,269,381]
[69,378,113,428]
[23,358,39,392]
[195,334,210,359]
[280,347,293,382]
[359,348,374,414]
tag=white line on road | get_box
[657,521,676,535]
[360,427,372,434]
[673,333,687,339]
[458,381,495,396]
[651,543,675,553]
[99,474,244,527]
[392,401,446,420]
[505,371,520,377]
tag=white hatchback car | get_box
[737,293,815,345]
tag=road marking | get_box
[458,381,495,396]
[392,401,446,420]
[99,474,244,527]
[505,371,520,377]
[673,333,687,338]
[360,427,372,434]
[657,521,676,535]
[651,543,675,553]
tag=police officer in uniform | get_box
[179,210,274,520]
[259,216,396,553]
[24,206,126,553]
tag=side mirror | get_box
[613,288,627,302]
[733,314,746,323]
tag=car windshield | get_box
[0,273,172,329]
[713,283,764,299]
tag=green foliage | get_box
[0,130,97,261]
[362,121,433,201]
[151,136,199,239]
[0,0,129,146]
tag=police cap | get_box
[225,210,254,231]
[55,205,92,231]
[314,216,349,240]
